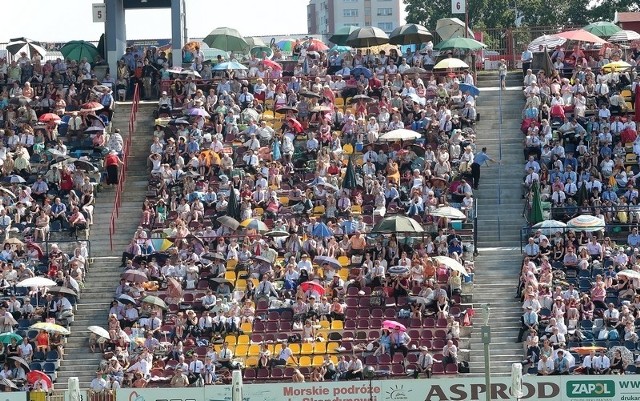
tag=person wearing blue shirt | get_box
[602,187,618,204]
[628,227,640,247]
[471,147,498,189]
[521,46,533,76]
[384,183,400,206]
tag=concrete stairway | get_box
[55,103,154,389]
[467,71,526,375]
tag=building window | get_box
[378,22,393,31]
[344,0,358,2]
[344,23,360,27]
[377,8,392,16]
[343,9,359,17]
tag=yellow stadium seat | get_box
[235,344,248,357]
[331,320,344,330]
[314,342,327,354]
[312,355,325,366]
[254,207,264,216]
[319,320,330,330]
[279,196,289,206]
[327,342,340,353]
[237,335,250,345]
[355,158,364,167]
[338,268,349,280]
[265,99,275,110]
[250,278,259,288]
[227,259,238,270]
[240,322,253,334]
[334,98,344,107]
[289,343,301,355]
[313,205,325,215]
[337,256,350,267]
[299,356,312,367]
[235,280,247,291]
[626,102,634,111]
[272,343,283,355]
[622,89,632,99]
[330,355,338,364]
[247,344,261,356]
[225,335,237,346]
[626,153,637,164]
[343,143,354,155]
[245,356,259,367]
[225,271,236,281]
[351,204,362,214]
[301,343,314,355]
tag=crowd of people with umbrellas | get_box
[0,37,127,392]
[519,22,640,375]
[87,23,488,387]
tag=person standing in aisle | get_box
[471,147,500,189]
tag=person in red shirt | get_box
[104,150,123,186]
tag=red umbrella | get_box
[306,39,329,52]
[556,29,607,44]
[80,102,104,112]
[287,118,303,134]
[27,370,52,389]
[262,59,282,71]
[382,320,407,332]
[38,113,60,123]
[300,281,325,296]
[167,277,183,298]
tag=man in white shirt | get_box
[188,354,204,384]
[270,342,297,367]
[413,347,434,378]
[89,371,107,393]
[603,304,620,325]
[345,355,364,380]
[537,354,555,375]
[217,342,234,369]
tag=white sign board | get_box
[452,0,466,14]
[93,3,106,22]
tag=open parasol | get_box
[433,256,469,276]
[88,326,110,339]
[300,281,325,295]
[122,269,148,283]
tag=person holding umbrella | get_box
[390,326,411,358]
[471,147,500,189]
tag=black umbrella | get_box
[73,159,98,172]
[275,106,298,115]
[226,188,241,221]
[299,90,321,99]
[117,294,136,305]
[346,27,390,48]
[330,26,358,46]
[9,356,30,371]
[86,114,107,127]
[389,24,433,45]
[48,286,77,296]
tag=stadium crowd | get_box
[519,43,640,375]
[0,48,122,391]
[92,40,484,389]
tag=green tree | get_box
[405,0,516,30]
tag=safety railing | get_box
[109,84,140,251]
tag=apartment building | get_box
[307,0,405,35]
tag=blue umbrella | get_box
[351,67,373,79]
[312,222,332,238]
[213,61,248,71]
[459,83,480,97]
[329,45,352,53]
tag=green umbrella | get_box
[434,37,486,51]
[245,37,265,48]
[529,181,544,225]
[583,21,622,38]
[372,216,425,233]
[329,26,359,46]
[203,27,249,52]
[0,332,22,344]
[226,187,241,221]
[342,156,357,190]
[60,40,100,63]
[250,46,273,59]
[389,23,433,45]
[346,27,389,48]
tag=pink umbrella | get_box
[382,320,407,332]
[287,118,303,133]
[556,29,607,44]
[306,38,329,52]
[300,281,325,295]
[262,59,282,71]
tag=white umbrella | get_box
[436,18,474,40]
[16,277,56,287]
[87,326,110,339]
[407,93,426,106]
[378,129,421,142]
[433,58,469,69]
[433,256,469,276]
[617,270,640,280]
[180,69,201,78]
[527,34,567,52]
[430,206,466,220]
[533,220,567,236]
[609,30,640,43]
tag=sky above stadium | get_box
[1,0,309,42]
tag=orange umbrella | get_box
[570,346,607,355]
[305,38,329,52]
[556,29,607,44]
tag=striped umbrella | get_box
[566,215,605,232]
[240,218,268,232]
[151,238,173,252]
[609,30,640,43]
[527,34,566,51]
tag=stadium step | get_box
[467,74,526,375]
[55,102,153,389]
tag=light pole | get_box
[364,365,375,401]
[481,304,491,401]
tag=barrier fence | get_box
[109,84,140,251]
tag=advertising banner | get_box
[112,375,640,401]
